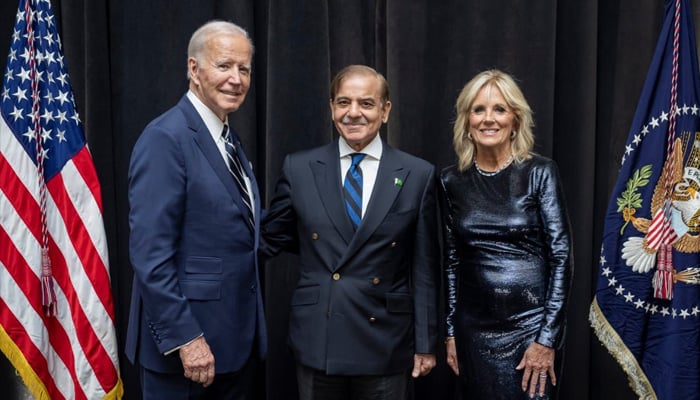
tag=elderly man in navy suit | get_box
[262,65,439,400]
[126,21,266,400]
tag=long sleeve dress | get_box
[440,154,573,400]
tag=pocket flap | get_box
[386,292,413,313]
[291,285,320,306]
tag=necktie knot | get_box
[223,124,238,147]
[222,124,230,141]
[350,153,366,167]
[222,124,242,148]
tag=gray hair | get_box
[186,20,254,79]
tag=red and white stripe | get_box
[0,115,122,399]
[645,205,678,250]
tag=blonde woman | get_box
[440,70,573,399]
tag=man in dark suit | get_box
[125,21,266,400]
[262,65,439,400]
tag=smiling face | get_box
[188,32,252,121]
[330,73,391,152]
[468,84,517,156]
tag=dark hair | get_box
[330,65,389,105]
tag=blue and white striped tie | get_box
[343,153,366,230]
[222,125,254,230]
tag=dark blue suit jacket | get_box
[262,139,439,375]
[125,95,266,374]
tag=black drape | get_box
[1,1,695,399]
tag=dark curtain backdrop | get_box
[0,1,695,399]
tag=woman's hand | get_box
[445,337,459,375]
[515,342,555,398]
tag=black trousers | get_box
[296,363,410,400]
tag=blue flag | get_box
[590,0,700,398]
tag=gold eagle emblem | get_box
[620,132,700,284]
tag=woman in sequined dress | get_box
[440,70,573,400]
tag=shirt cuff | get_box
[163,333,204,356]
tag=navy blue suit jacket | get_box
[125,95,266,374]
[262,139,439,375]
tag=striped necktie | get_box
[222,125,254,230]
[343,153,366,230]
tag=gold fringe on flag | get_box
[589,297,657,400]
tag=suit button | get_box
[369,317,377,323]
[390,241,397,248]
[250,284,256,293]
[332,273,340,281]
[312,233,319,240]
[372,277,380,285]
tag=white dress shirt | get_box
[338,135,382,218]
[186,91,254,209]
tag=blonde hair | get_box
[453,69,534,172]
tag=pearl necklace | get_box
[474,155,513,177]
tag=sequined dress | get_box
[440,155,573,400]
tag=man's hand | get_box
[179,336,215,387]
[411,353,436,378]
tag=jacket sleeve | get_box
[411,166,440,354]
[534,160,574,349]
[260,154,300,257]
[439,172,458,338]
[128,126,202,354]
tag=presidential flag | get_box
[0,0,123,399]
[590,0,700,398]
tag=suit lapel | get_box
[359,146,407,237]
[340,144,409,266]
[311,142,355,245]
[180,97,252,226]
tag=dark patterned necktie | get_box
[222,125,254,230]
[343,153,366,230]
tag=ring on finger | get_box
[539,372,547,378]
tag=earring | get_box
[467,132,473,141]
[510,131,516,140]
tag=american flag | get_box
[0,0,123,399]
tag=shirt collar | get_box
[187,90,227,138]
[338,134,383,160]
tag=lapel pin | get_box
[394,177,404,187]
